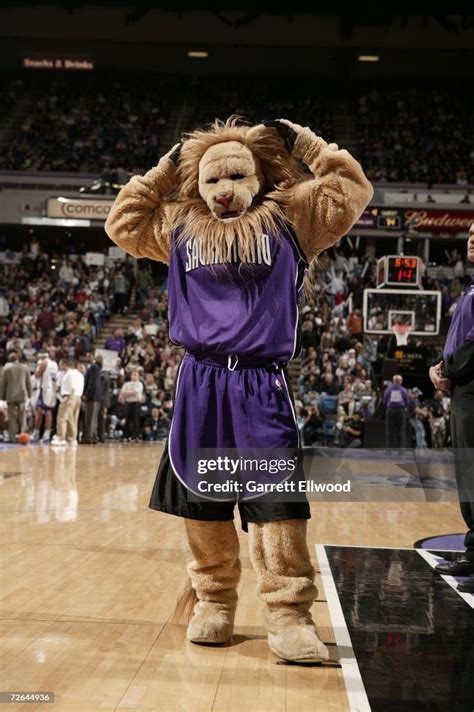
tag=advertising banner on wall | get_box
[402,209,474,232]
[23,57,94,70]
[47,197,113,221]
[355,206,474,234]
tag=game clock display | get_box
[377,256,420,288]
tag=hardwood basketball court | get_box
[0,442,471,711]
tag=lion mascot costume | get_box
[105,118,373,663]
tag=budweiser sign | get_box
[404,210,474,233]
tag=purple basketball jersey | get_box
[443,280,474,359]
[168,224,308,361]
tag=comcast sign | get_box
[47,197,113,221]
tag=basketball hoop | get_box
[392,323,413,346]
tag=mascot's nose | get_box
[215,193,233,208]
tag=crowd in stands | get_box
[1,241,470,448]
[180,77,335,144]
[1,74,472,185]
[294,250,375,447]
[0,75,178,174]
[293,247,462,449]
[0,239,114,362]
[0,243,179,444]
[358,86,473,185]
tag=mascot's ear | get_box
[262,119,297,153]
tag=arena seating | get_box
[0,74,179,173]
[0,74,471,184]
[0,242,458,447]
[358,86,473,184]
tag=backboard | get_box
[363,289,441,336]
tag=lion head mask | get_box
[170,118,305,264]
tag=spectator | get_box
[302,404,324,446]
[52,358,84,446]
[82,355,103,444]
[113,270,129,314]
[383,374,409,449]
[98,368,111,442]
[347,309,363,340]
[143,406,171,442]
[118,370,144,441]
[428,390,450,448]
[36,306,56,336]
[104,328,126,356]
[0,400,8,442]
[0,351,32,442]
[59,260,74,284]
[320,372,339,396]
[136,265,154,307]
[337,380,354,418]
[407,387,429,448]
[338,412,364,448]
[0,295,9,318]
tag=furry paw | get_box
[187,601,235,645]
[268,624,329,663]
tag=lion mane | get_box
[167,117,306,265]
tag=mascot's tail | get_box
[171,577,197,624]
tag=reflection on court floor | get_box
[322,545,474,712]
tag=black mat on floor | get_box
[326,546,474,712]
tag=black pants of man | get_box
[125,402,141,439]
[385,408,407,448]
[113,293,128,314]
[83,400,100,442]
[97,407,107,442]
[451,384,474,559]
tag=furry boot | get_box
[185,519,241,644]
[248,519,329,663]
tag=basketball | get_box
[17,432,31,445]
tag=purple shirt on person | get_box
[104,335,125,353]
[383,384,409,409]
[443,280,474,359]
[167,224,307,361]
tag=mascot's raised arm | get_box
[105,118,373,664]
[105,117,372,266]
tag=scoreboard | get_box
[377,256,421,288]
[356,206,403,231]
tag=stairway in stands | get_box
[331,99,359,158]
[160,102,188,149]
[93,289,140,350]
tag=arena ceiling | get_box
[0,4,473,39]
[0,1,473,17]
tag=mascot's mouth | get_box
[216,209,246,222]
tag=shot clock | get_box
[376,255,421,288]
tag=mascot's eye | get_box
[230,173,245,180]
[206,177,219,184]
